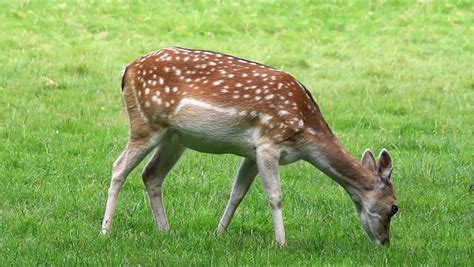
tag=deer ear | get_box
[361,149,377,173]
[377,149,393,182]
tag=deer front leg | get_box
[216,158,258,235]
[256,143,285,246]
[142,137,185,231]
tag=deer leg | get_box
[142,136,185,231]
[101,131,165,234]
[216,158,258,235]
[256,143,285,246]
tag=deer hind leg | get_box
[101,128,166,234]
[142,135,185,231]
[255,143,285,246]
[216,158,258,235]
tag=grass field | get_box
[1,1,473,265]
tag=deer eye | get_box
[391,205,399,215]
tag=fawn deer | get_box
[101,47,399,246]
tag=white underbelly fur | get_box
[167,98,302,164]
[170,107,258,158]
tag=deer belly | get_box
[172,119,258,158]
[169,99,260,157]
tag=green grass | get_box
[1,1,472,265]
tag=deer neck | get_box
[303,135,377,204]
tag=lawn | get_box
[0,1,472,265]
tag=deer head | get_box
[359,149,398,245]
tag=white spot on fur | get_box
[259,114,273,124]
[298,120,304,128]
[265,94,274,100]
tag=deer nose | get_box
[380,237,390,246]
